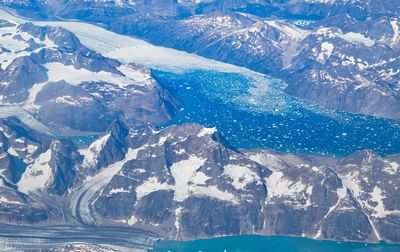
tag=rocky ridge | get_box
[0,19,179,135]
[0,117,399,243]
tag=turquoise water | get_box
[153,70,400,157]
[152,235,400,252]
[59,135,99,147]
[289,19,316,27]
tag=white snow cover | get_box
[174,206,182,235]
[0,8,293,116]
[0,19,56,70]
[135,177,172,199]
[44,62,148,87]
[223,164,260,190]
[370,186,386,218]
[174,149,186,155]
[54,95,93,106]
[337,32,375,47]
[197,127,217,137]
[0,9,260,75]
[191,171,211,185]
[7,146,18,156]
[79,133,110,167]
[0,106,52,134]
[369,186,400,218]
[135,155,239,204]
[247,152,285,171]
[190,185,238,203]
[0,196,23,205]
[117,65,154,87]
[27,144,38,154]
[266,171,306,198]
[24,82,48,110]
[127,215,137,225]
[383,161,399,175]
[265,20,307,39]
[170,156,207,201]
[390,20,399,46]
[18,149,52,193]
[317,42,334,63]
[0,24,29,70]
[108,187,131,195]
[323,186,347,219]
[338,171,361,198]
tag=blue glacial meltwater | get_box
[18,11,399,157]
[153,69,400,157]
[152,235,400,252]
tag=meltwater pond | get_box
[152,235,400,252]
[153,70,400,157]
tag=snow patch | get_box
[383,161,399,175]
[390,20,399,46]
[0,196,23,205]
[117,65,154,87]
[247,152,285,171]
[190,185,238,204]
[339,172,360,198]
[223,164,260,190]
[7,146,18,156]
[317,42,334,63]
[174,206,182,235]
[80,133,110,167]
[370,186,386,218]
[70,147,142,225]
[135,177,172,199]
[338,32,375,47]
[108,187,130,195]
[128,215,137,226]
[24,82,47,111]
[18,148,52,193]
[170,156,206,201]
[45,62,143,87]
[197,127,217,137]
[265,20,308,39]
[191,171,210,185]
[266,171,306,198]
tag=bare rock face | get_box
[0,0,399,246]
[0,118,399,243]
[0,177,49,224]
[105,8,400,120]
[74,121,400,243]
[282,26,400,120]
[2,1,400,120]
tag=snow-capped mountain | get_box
[107,9,400,119]
[3,0,399,20]
[0,117,399,243]
[0,19,179,135]
[109,11,307,74]
[1,1,399,119]
[0,0,399,249]
[283,26,400,119]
